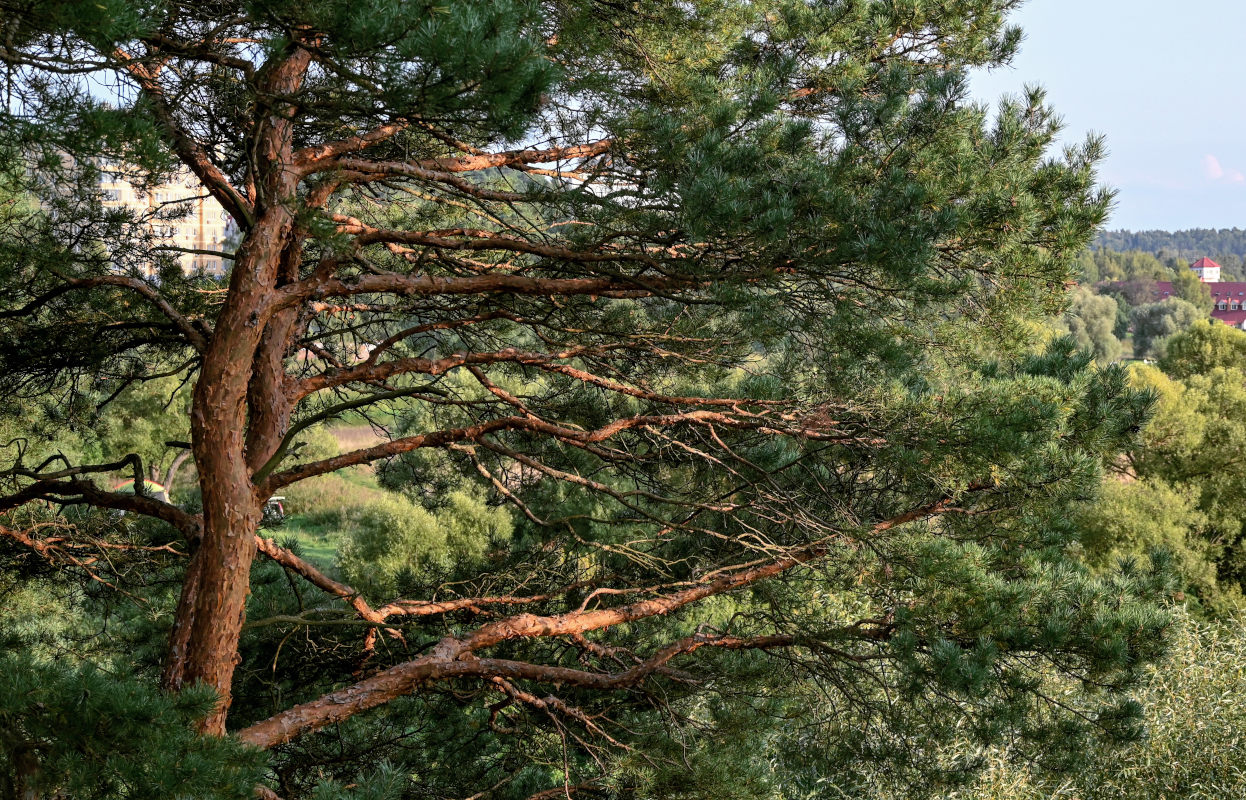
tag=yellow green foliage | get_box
[333,490,512,598]
[940,616,1246,800]
[1075,477,1221,609]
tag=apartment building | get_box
[98,168,233,275]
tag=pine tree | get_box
[0,1,1168,797]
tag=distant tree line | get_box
[1073,247,1244,284]
[1096,228,1246,273]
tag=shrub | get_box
[336,491,511,598]
[942,615,1246,800]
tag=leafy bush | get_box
[938,615,1246,800]
[336,491,512,598]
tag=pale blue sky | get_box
[970,0,1246,231]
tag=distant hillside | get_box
[1096,228,1246,260]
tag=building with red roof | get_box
[1150,261,1246,329]
[1190,257,1223,282]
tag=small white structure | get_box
[1191,257,1222,283]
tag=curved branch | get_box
[252,536,384,624]
[115,49,255,227]
[272,272,684,314]
[301,139,612,177]
[0,274,210,352]
[262,407,862,493]
[293,121,410,167]
[260,416,529,491]
[234,491,978,748]
[251,386,447,482]
[138,33,256,76]
[0,478,202,539]
[337,217,658,267]
[291,344,626,402]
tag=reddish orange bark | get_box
[160,43,312,734]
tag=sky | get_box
[968,0,1246,232]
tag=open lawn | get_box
[265,422,393,570]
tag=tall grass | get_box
[277,468,390,570]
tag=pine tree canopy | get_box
[0,1,1169,798]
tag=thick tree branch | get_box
[115,49,254,227]
[417,140,612,173]
[333,216,658,267]
[301,139,611,177]
[235,491,976,748]
[291,344,626,402]
[292,120,410,167]
[262,406,857,493]
[0,477,202,539]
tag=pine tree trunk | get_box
[158,40,314,735]
[14,746,40,800]
[161,207,297,734]
[162,334,264,733]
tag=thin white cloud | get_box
[1230,170,1245,184]
[1205,154,1225,180]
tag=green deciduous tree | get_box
[1075,477,1215,604]
[0,1,1167,797]
[1159,318,1246,378]
[1131,297,1203,359]
[1171,266,1214,314]
[1124,363,1246,612]
[1061,285,1121,362]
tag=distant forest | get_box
[1096,228,1246,260]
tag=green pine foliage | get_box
[0,509,265,798]
[0,656,265,800]
[0,0,1201,797]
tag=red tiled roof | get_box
[1150,281,1246,298]
[1213,310,1246,327]
[1143,282,1246,327]
[1192,257,1223,270]
[1205,282,1246,296]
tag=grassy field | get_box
[274,516,340,568]
[270,423,390,571]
